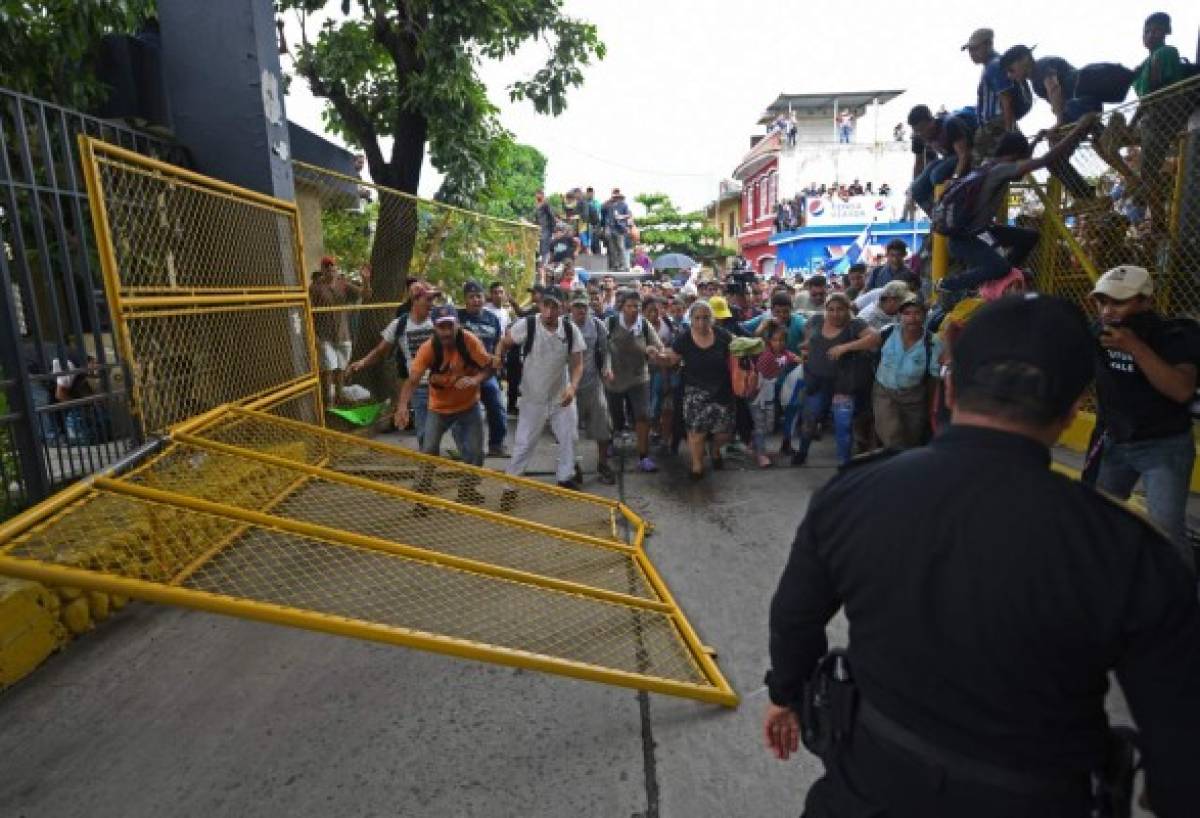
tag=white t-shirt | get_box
[508,316,584,404]
[855,287,883,311]
[857,301,896,331]
[484,303,511,336]
[382,314,435,384]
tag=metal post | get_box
[931,182,948,295]
[0,245,50,502]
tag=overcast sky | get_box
[283,2,1198,211]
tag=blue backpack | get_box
[932,164,993,237]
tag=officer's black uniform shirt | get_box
[768,425,1200,813]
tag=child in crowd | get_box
[751,320,801,468]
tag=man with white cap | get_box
[1092,264,1200,571]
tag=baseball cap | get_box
[431,303,458,323]
[708,296,733,320]
[319,255,336,267]
[463,280,483,295]
[1090,265,1154,300]
[961,27,994,50]
[897,292,923,310]
[952,294,1094,421]
[408,282,437,300]
[881,281,910,300]
[540,286,565,304]
[570,291,590,307]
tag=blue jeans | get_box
[838,125,852,143]
[943,224,1040,292]
[411,384,429,449]
[797,383,856,465]
[422,404,484,466]
[479,376,506,448]
[911,155,958,216]
[1097,431,1195,571]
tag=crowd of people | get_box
[534,186,645,275]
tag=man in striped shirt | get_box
[963,27,1029,165]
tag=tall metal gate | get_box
[0,87,179,518]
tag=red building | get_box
[732,131,781,276]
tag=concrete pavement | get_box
[0,425,1149,817]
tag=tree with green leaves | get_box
[278,1,603,392]
[477,140,547,223]
[278,1,603,206]
[634,192,731,267]
[0,0,155,110]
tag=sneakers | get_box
[597,462,616,485]
[636,456,658,473]
[556,479,581,491]
[487,443,510,458]
[790,451,807,467]
[756,454,773,469]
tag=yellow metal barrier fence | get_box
[0,405,737,706]
[79,137,322,433]
[0,141,737,705]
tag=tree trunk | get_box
[351,113,427,403]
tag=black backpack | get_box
[1076,62,1135,104]
[932,165,993,238]
[520,314,576,359]
[605,314,656,347]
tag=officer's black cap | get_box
[952,294,1094,420]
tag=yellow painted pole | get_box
[236,377,320,413]
[931,182,947,295]
[0,555,733,705]
[94,476,668,613]
[1029,183,1101,283]
[630,547,739,705]
[309,302,407,313]
[232,407,622,511]
[173,430,635,555]
[78,134,148,435]
[119,292,307,309]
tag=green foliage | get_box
[0,0,154,110]
[634,193,731,265]
[279,0,604,203]
[476,139,547,222]
[410,210,531,297]
[319,200,378,273]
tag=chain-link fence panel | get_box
[0,410,737,707]
[78,137,320,434]
[1017,75,1200,318]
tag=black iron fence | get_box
[0,87,182,518]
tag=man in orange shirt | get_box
[395,304,493,466]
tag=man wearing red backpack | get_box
[938,115,1097,295]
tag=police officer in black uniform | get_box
[764,295,1200,817]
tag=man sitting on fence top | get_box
[394,304,493,468]
[937,119,1096,296]
[309,255,371,406]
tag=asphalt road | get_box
[0,426,1147,817]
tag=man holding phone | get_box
[1092,265,1200,572]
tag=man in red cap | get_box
[309,255,371,405]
